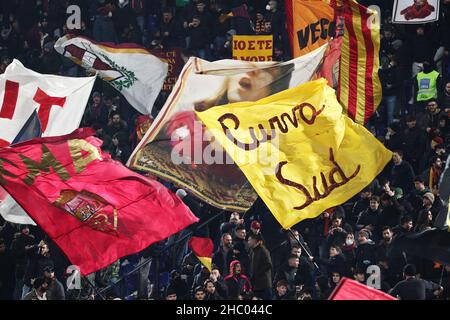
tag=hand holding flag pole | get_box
[288,228,320,271]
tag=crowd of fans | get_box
[0,0,450,300]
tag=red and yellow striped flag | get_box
[189,236,213,272]
[337,0,381,124]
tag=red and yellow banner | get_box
[338,0,382,124]
[285,0,336,57]
[232,35,273,62]
[189,236,213,271]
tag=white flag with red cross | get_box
[0,59,95,147]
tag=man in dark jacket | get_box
[273,254,312,293]
[10,225,36,300]
[385,121,404,152]
[0,238,14,300]
[351,187,373,225]
[390,264,443,300]
[403,115,427,173]
[356,195,382,233]
[23,240,54,297]
[43,266,65,300]
[389,150,415,193]
[417,99,445,131]
[248,233,272,300]
[355,229,377,271]
[160,8,185,48]
[232,225,250,274]
[212,233,235,277]
[379,193,405,230]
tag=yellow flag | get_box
[196,79,392,229]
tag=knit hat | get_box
[359,229,371,240]
[423,192,435,204]
[431,136,444,149]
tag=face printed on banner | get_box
[226,69,275,103]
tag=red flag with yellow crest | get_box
[0,128,198,275]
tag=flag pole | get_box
[83,275,107,300]
[287,228,320,271]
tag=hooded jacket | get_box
[223,260,252,299]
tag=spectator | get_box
[385,121,404,152]
[422,156,443,190]
[105,112,129,138]
[43,266,65,300]
[311,245,348,278]
[110,132,131,164]
[356,195,382,233]
[209,266,228,299]
[232,225,250,274]
[212,233,235,277]
[193,285,206,300]
[0,238,14,300]
[164,288,177,300]
[350,186,373,225]
[204,279,223,300]
[417,99,444,132]
[93,1,118,43]
[273,280,292,300]
[159,7,184,48]
[414,61,441,104]
[22,277,48,300]
[390,150,415,193]
[223,260,252,300]
[10,225,36,300]
[414,209,434,232]
[376,226,394,263]
[403,115,427,173]
[248,232,272,300]
[355,229,377,271]
[379,55,401,127]
[393,215,414,236]
[389,264,443,300]
[167,269,190,300]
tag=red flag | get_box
[329,278,397,300]
[189,236,213,271]
[0,128,198,275]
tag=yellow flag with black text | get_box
[196,79,392,229]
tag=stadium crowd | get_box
[0,0,450,300]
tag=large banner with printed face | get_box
[392,0,440,24]
[127,45,328,212]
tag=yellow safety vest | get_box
[417,70,439,102]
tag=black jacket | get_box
[315,254,348,277]
[249,244,272,291]
[355,241,377,270]
[403,126,427,164]
[390,160,415,193]
[390,277,440,300]
[212,248,235,277]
